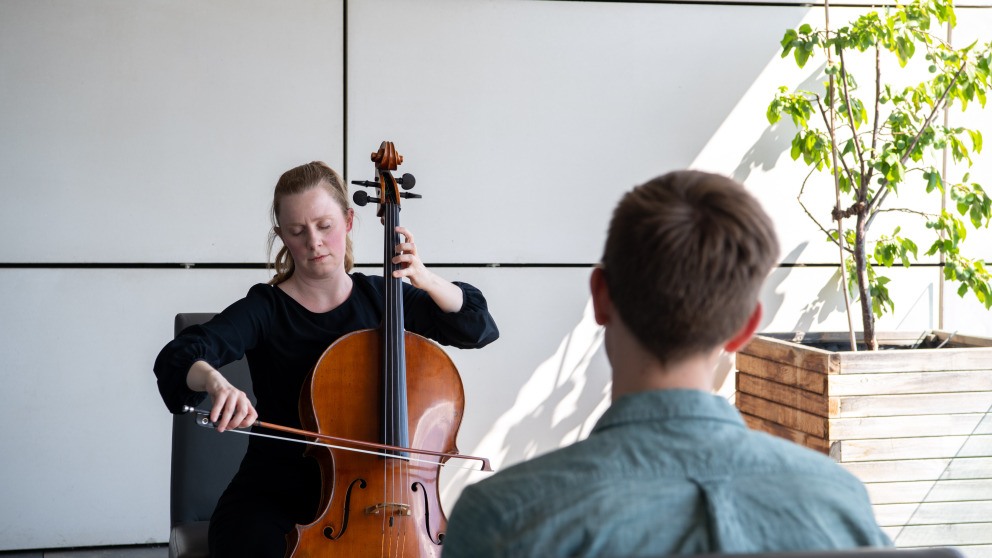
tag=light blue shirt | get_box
[442,389,890,558]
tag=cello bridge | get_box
[365,503,412,516]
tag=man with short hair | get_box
[441,170,890,558]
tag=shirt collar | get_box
[591,389,747,434]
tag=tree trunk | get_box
[854,212,877,350]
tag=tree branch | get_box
[865,56,968,218]
[798,167,854,254]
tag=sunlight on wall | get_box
[442,299,609,505]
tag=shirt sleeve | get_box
[152,285,271,414]
[402,280,500,350]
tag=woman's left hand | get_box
[392,226,464,313]
[392,226,430,288]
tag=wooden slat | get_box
[865,481,936,506]
[841,457,992,483]
[888,523,992,546]
[741,412,830,454]
[738,373,829,417]
[736,354,828,394]
[829,371,992,396]
[873,501,992,526]
[864,479,992,504]
[835,392,992,418]
[758,331,926,346]
[736,392,827,438]
[741,336,837,374]
[837,435,992,462]
[937,330,992,349]
[943,456,992,480]
[838,348,992,374]
[830,414,992,439]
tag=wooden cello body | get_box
[286,142,462,557]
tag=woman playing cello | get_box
[153,160,499,557]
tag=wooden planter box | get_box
[735,331,992,556]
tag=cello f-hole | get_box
[324,478,368,541]
[412,481,444,545]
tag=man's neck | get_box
[606,322,721,401]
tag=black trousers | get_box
[208,458,320,558]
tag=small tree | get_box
[767,0,992,350]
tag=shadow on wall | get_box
[759,242,853,334]
[759,243,798,332]
[731,62,830,185]
[442,299,610,503]
[794,266,849,332]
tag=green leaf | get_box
[767,100,782,125]
[839,174,851,193]
[924,168,943,193]
[795,46,812,68]
[969,129,984,154]
[886,160,906,183]
[781,29,799,54]
[895,36,915,67]
[842,140,856,157]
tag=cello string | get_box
[396,211,410,550]
[385,198,396,546]
[396,208,413,549]
[385,194,404,548]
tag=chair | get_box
[169,313,255,558]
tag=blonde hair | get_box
[267,161,354,285]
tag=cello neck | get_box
[351,140,417,454]
[380,169,410,455]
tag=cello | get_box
[284,141,467,557]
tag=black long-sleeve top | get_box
[154,272,499,487]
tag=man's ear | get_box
[723,302,763,354]
[590,267,612,326]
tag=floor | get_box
[0,546,167,558]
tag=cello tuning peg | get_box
[353,190,379,207]
[399,192,422,200]
[351,180,378,188]
[397,173,416,190]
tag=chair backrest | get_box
[169,313,255,527]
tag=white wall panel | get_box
[0,268,270,550]
[759,264,945,336]
[0,0,344,263]
[346,0,808,264]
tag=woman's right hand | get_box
[187,360,258,432]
